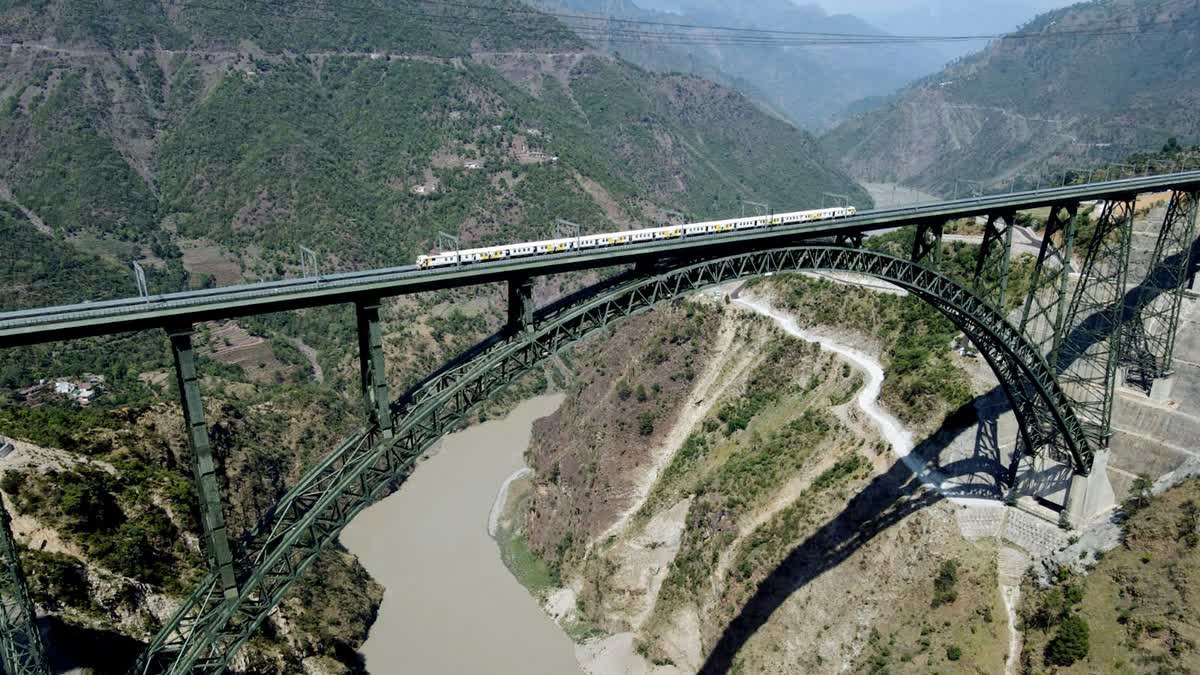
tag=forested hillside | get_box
[0,0,867,670]
[822,0,1200,194]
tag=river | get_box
[340,394,583,675]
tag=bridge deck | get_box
[2,171,1199,347]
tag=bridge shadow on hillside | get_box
[697,243,1200,673]
[696,453,944,675]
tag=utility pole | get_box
[555,219,582,250]
[131,260,149,302]
[299,246,320,280]
[821,193,849,209]
[437,232,461,266]
[742,200,769,218]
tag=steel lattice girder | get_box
[168,327,239,602]
[356,300,393,439]
[0,499,48,675]
[1121,191,1199,390]
[974,210,1016,310]
[130,246,1095,674]
[1020,203,1078,359]
[1056,198,1135,449]
[912,221,944,268]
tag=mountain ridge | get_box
[821,0,1200,193]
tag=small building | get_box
[54,380,76,395]
[464,160,484,170]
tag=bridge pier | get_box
[1065,452,1116,526]
[974,210,1016,309]
[168,325,239,601]
[355,299,393,439]
[0,497,48,675]
[912,220,943,268]
[1121,190,1198,393]
[507,277,535,333]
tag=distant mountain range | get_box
[837,0,1075,61]
[821,0,1200,194]
[533,0,950,129]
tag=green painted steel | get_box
[1057,198,1136,449]
[1020,203,1078,360]
[0,499,47,675]
[912,221,944,268]
[128,246,1093,674]
[973,211,1016,310]
[168,327,239,602]
[5,172,1200,348]
[1121,191,1199,392]
[356,300,393,439]
[507,277,535,333]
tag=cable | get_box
[164,0,1200,50]
[4,0,1198,51]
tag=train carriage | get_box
[416,205,856,269]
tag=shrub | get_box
[638,412,655,436]
[932,559,959,608]
[0,471,22,497]
[1046,615,1090,666]
[946,645,962,661]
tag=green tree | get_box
[932,559,959,607]
[1046,615,1090,666]
[1124,473,1155,516]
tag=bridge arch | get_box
[135,245,1093,674]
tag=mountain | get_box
[821,0,1200,194]
[0,0,868,669]
[533,0,948,129]
[0,0,868,310]
[841,0,1074,62]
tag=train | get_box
[415,205,858,269]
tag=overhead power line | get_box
[8,0,1200,51]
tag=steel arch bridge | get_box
[0,174,1197,674]
[125,246,1093,673]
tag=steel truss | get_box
[974,210,1016,310]
[1057,198,1136,450]
[0,499,47,675]
[129,246,1094,674]
[999,203,1081,475]
[1020,204,1078,359]
[912,221,944,268]
[1121,191,1199,392]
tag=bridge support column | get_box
[168,325,239,601]
[1065,451,1116,527]
[912,221,943,268]
[356,299,393,439]
[834,232,864,249]
[1121,190,1199,393]
[0,498,48,675]
[1020,203,1077,359]
[507,277,535,333]
[1058,197,1135,452]
[974,211,1016,309]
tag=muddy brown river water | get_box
[340,394,583,675]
